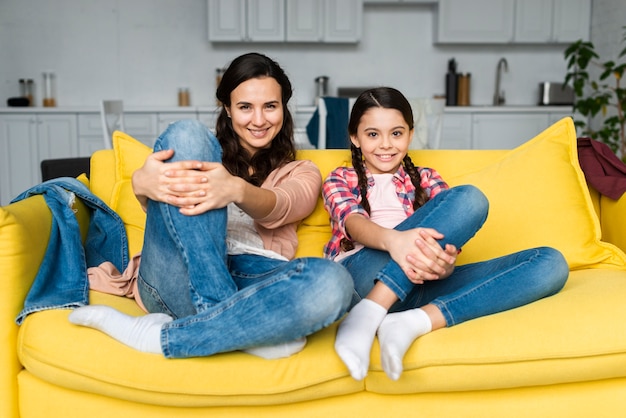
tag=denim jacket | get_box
[12,177,129,325]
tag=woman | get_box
[323,87,569,381]
[70,52,352,359]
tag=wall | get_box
[0,0,592,109]
[588,0,626,131]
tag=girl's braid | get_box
[402,154,429,209]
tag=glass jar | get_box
[42,71,56,107]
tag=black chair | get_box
[40,157,91,181]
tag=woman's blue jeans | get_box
[340,185,569,326]
[137,120,353,358]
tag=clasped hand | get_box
[388,228,457,284]
[132,149,239,215]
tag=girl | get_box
[69,52,353,359]
[323,87,568,381]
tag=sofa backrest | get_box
[90,120,624,271]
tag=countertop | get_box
[0,105,573,114]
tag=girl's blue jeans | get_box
[137,120,353,358]
[340,185,569,326]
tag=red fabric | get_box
[577,137,626,200]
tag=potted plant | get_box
[564,27,626,158]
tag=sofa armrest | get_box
[600,193,626,254]
[0,183,91,418]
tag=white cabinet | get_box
[323,0,363,43]
[286,0,323,41]
[436,0,515,43]
[287,0,363,43]
[551,0,591,43]
[437,0,590,44]
[472,113,549,149]
[157,112,198,135]
[208,0,285,42]
[0,113,78,205]
[209,0,362,43]
[515,0,590,43]
[125,113,158,148]
[440,113,472,149]
[441,108,572,150]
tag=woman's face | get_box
[226,76,284,156]
[350,107,413,175]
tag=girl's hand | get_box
[386,228,457,284]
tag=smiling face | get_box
[226,76,284,156]
[350,107,414,175]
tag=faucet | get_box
[493,58,508,106]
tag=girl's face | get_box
[350,107,413,175]
[226,76,284,156]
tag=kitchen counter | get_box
[444,105,573,113]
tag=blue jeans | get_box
[137,120,353,358]
[340,185,569,326]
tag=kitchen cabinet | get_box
[208,0,362,43]
[440,113,472,149]
[78,112,196,155]
[436,0,515,44]
[472,113,550,149]
[515,0,591,43]
[436,0,590,44]
[207,0,284,42]
[157,112,198,135]
[441,108,572,150]
[0,113,78,206]
[364,0,436,3]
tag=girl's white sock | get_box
[244,337,307,359]
[69,305,172,355]
[377,308,432,380]
[334,298,387,381]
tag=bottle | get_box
[457,73,471,106]
[42,71,56,107]
[26,79,34,107]
[178,88,190,106]
[445,59,457,106]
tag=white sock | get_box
[243,337,307,359]
[334,298,387,381]
[377,308,432,380]
[68,305,172,355]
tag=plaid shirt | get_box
[322,165,449,259]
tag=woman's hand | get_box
[385,228,457,284]
[132,149,232,214]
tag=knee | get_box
[456,184,489,215]
[306,258,353,314]
[538,247,569,294]
[154,119,221,162]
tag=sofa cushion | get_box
[297,118,626,269]
[17,269,626,405]
[443,117,626,269]
[106,131,151,255]
[18,292,362,407]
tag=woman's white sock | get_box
[244,337,307,359]
[69,305,172,355]
[377,308,432,380]
[334,298,387,381]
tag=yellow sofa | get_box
[2,118,626,417]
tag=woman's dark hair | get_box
[348,87,429,214]
[215,52,296,186]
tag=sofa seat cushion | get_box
[17,291,362,407]
[17,270,626,406]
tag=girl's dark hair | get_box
[348,87,429,214]
[215,52,296,186]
